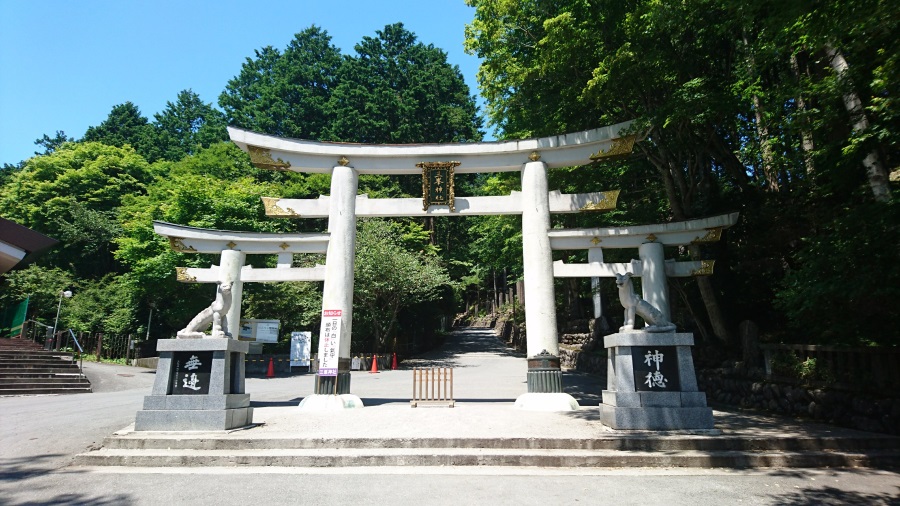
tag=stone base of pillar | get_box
[599,331,714,430]
[298,394,364,410]
[314,372,351,395]
[135,338,251,431]
[514,392,580,411]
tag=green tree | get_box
[150,89,228,162]
[34,130,73,156]
[326,22,483,145]
[82,102,157,160]
[219,26,342,140]
[0,142,152,278]
[353,219,451,352]
[775,194,900,346]
[0,265,74,326]
[65,274,136,335]
[464,0,899,346]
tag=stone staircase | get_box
[74,432,900,469]
[0,338,92,395]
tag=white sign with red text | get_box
[318,309,342,376]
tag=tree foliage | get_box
[326,23,483,145]
[353,219,451,352]
[464,0,899,345]
[82,102,157,160]
[219,26,342,140]
[150,89,228,162]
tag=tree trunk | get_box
[643,142,688,221]
[743,30,779,191]
[492,268,498,316]
[790,52,816,174]
[689,244,732,343]
[670,279,711,342]
[825,44,892,202]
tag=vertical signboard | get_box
[318,310,341,376]
[418,161,459,211]
[290,331,311,367]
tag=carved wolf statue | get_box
[177,281,233,338]
[614,272,675,333]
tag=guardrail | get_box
[411,367,454,407]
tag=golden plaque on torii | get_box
[418,161,459,212]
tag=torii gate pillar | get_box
[301,163,363,409]
[638,241,670,322]
[515,160,578,411]
[220,249,246,339]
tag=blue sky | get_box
[0,0,489,166]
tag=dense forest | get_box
[1,1,897,357]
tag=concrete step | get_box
[0,367,84,375]
[0,371,80,378]
[98,434,900,453]
[0,340,44,351]
[0,351,74,357]
[72,447,900,469]
[0,362,79,373]
[0,376,90,385]
[0,362,78,369]
[0,385,92,395]
[0,355,76,361]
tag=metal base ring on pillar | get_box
[315,372,351,395]
[526,350,563,393]
[527,368,563,393]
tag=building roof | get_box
[0,218,59,273]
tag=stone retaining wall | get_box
[697,363,900,435]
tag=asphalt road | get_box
[1,330,898,505]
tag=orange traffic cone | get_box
[369,354,379,373]
[266,357,275,378]
[391,352,398,370]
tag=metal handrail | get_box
[67,329,84,373]
[25,319,52,344]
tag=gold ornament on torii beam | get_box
[169,237,197,253]
[261,197,300,217]
[175,267,198,282]
[247,145,292,171]
[418,161,459,212]
[589,135,637,161]
[690,260,716,276]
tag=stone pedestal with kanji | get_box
[135,338,252,431]
[600,332,714,430]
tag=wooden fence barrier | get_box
[411,367,454,407]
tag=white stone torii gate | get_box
[227,122,639,410]
[549,212,740,323]
[153,221,330,339]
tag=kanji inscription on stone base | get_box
[170,351,213,395]
[632,346,680,391]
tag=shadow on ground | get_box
[0,455,67,482]
[768,485,900,505]
[0,455,134,505]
